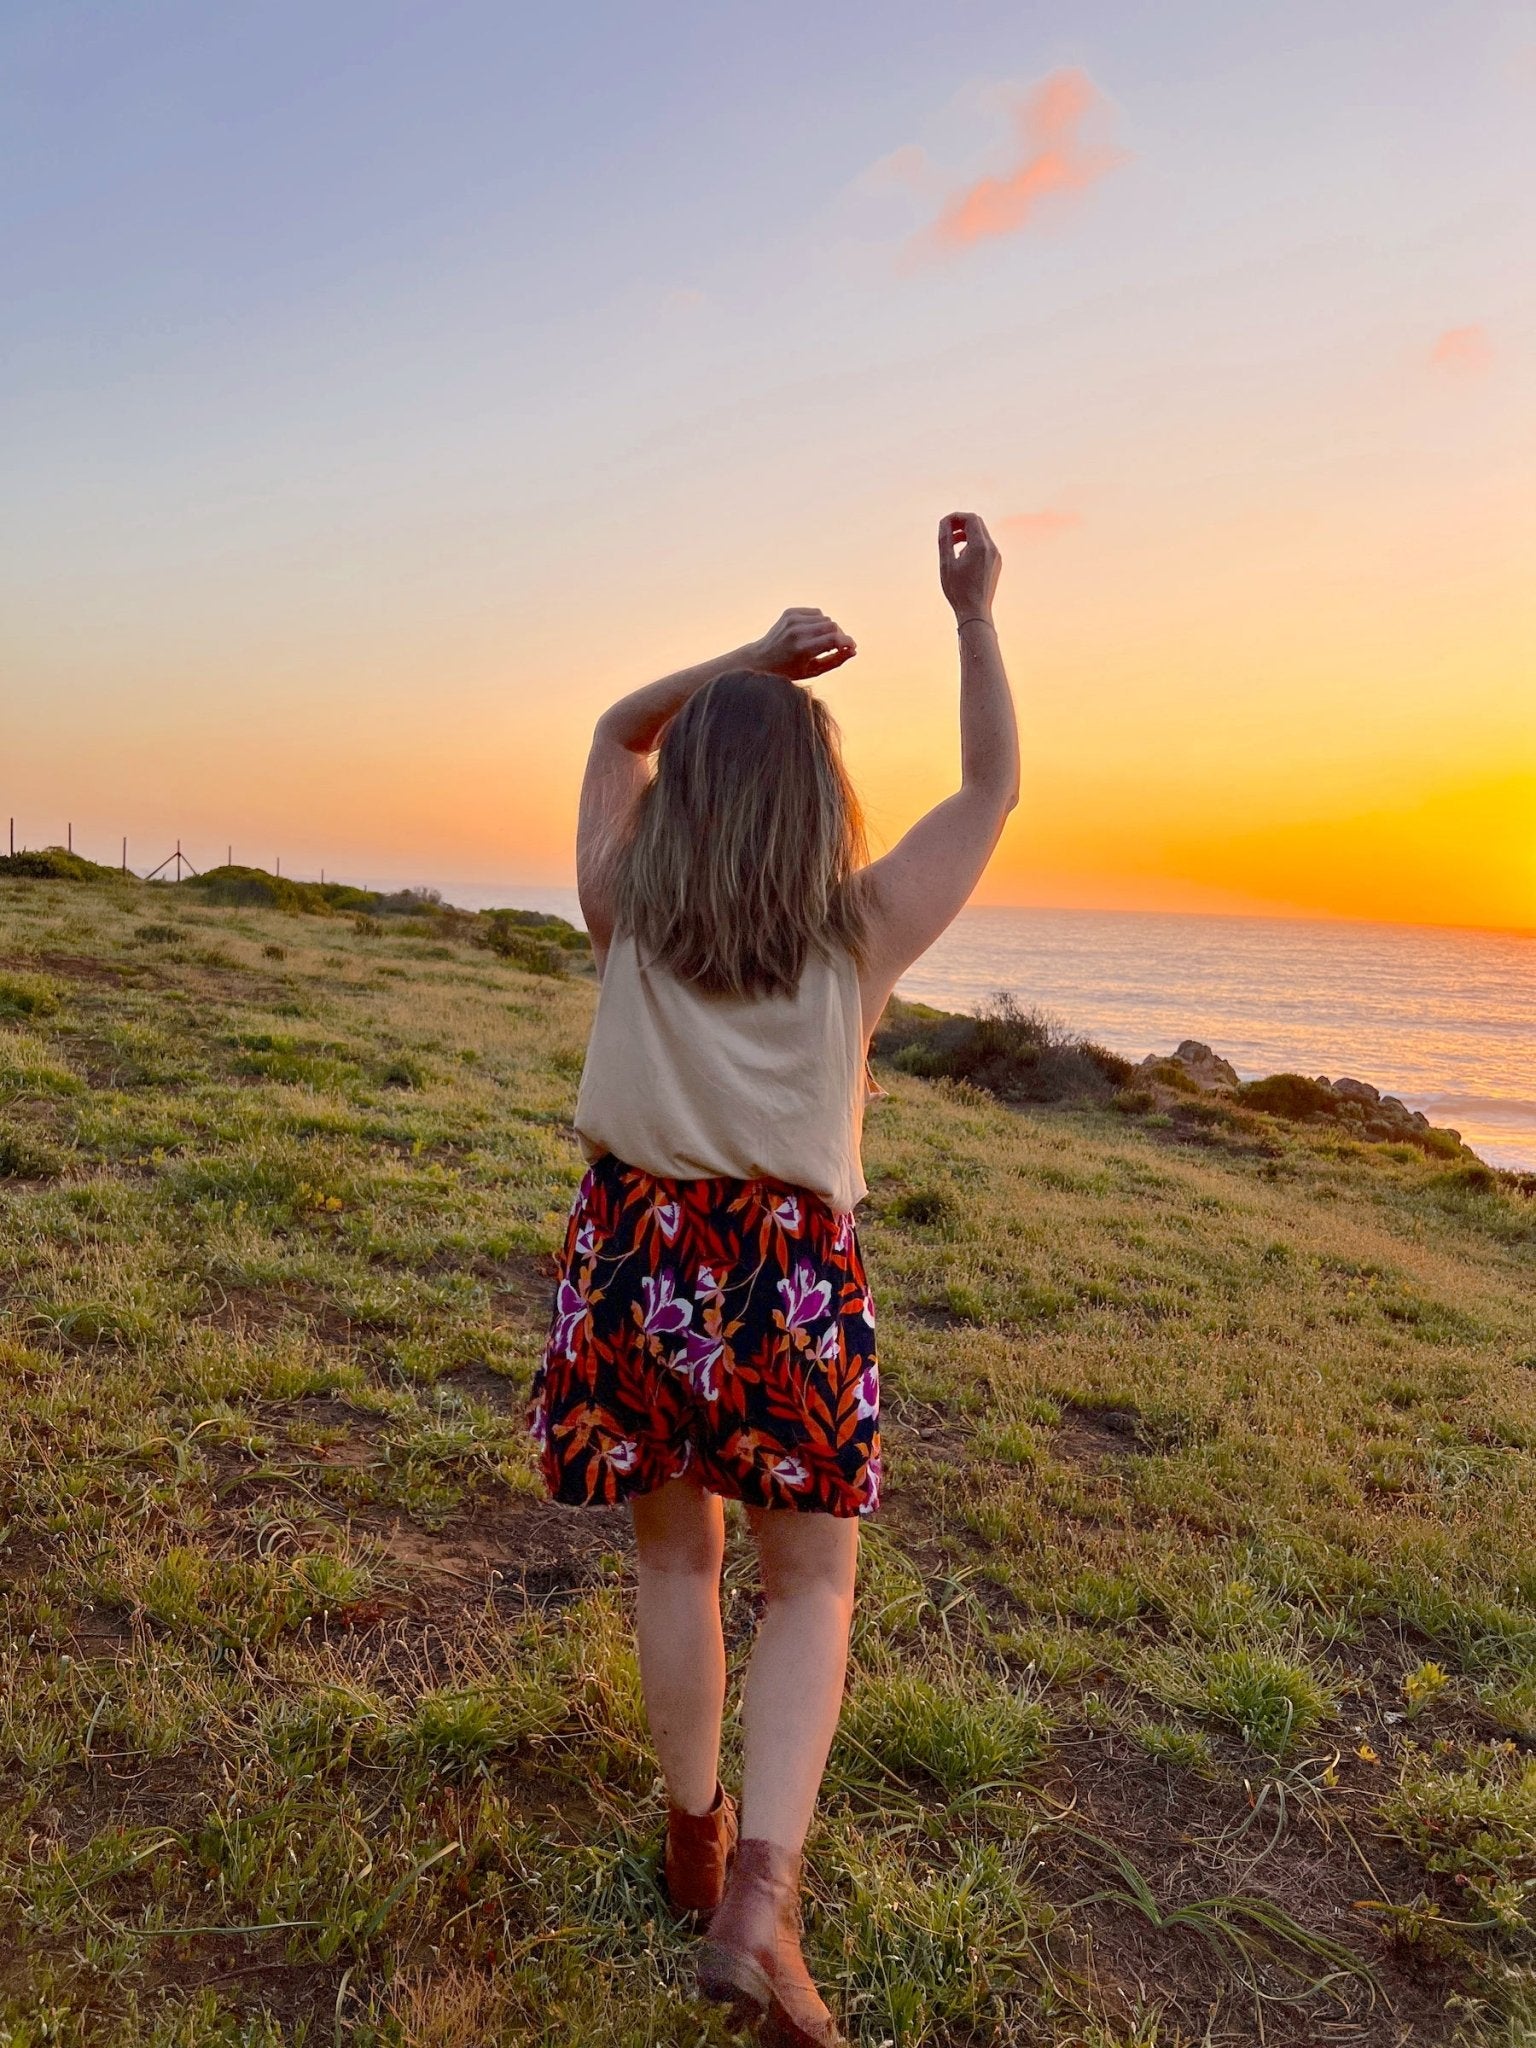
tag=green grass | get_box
[0,872,1533,2044]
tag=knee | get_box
[633,1495,725,1582]
[757,1526,858,1612]
[637,1530,724,1582]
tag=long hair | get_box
[611,670,869,999]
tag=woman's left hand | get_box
[752,608,857,681]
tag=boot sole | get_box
[697,1945,842,2048]
[696,1940,771,2024]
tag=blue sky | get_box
[3,2,1532,919]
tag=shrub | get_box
[184,865,333,915]
[478,909,590,973]
[1141,1058,1202,1094]
[873,994,1131,1104]
[1236,1073,1337,1120]
[481,920,568,976]
[0,845,121,882]
[1431,1162,1499,1196]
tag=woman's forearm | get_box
[956,616,1020,809]
[596,645,762,754]
[593,610,857,755]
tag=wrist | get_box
[955,612,996,631]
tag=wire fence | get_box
[4,818,330,885]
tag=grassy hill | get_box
[1,875,1533,2047]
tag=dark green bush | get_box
[1236,1073,1338,1120]
[478,910,591,976]
[873,994,1131,1104]
[478,908,591,965]
[1141,1058,1202,1095]
[183,865,334,915]
[1431,1162,1499,1196]
[0,846,122,882]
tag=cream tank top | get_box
[572,931,871,1215]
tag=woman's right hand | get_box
[753,608,857,681]
[938,512,1001,623]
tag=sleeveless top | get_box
[572,931,871,1214]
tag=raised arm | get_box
[577,609,856,965]
[857,514,1019,1024]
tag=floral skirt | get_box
[528,1152,880,1517]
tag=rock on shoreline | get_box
[1136,1040,1459,1148]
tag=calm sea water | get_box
[899,907,1536,1173]
[438,883,1536,1172]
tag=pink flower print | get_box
[653,1197,681,1245]
[858,1291,876,1329]
[770,1192,802,1234]
[769,1454,810,1490]
[528,1404,548,1448]
[812,1325,841,1365]
[860,1454,882,1515]
[551,1275,590,1359]
[574,1218,597,1258]
[684,1328,725,1401]
[833,1211,853,1254]
[777,1262,831,1330]
[855,1361,879,1420]
[606,1438,639,1474]
[695,1264,722,1301]
[640,1271,693,1338]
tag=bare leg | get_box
[631,1478,727,1816]
[739,1510,859,1853]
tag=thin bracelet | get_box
[955,614,996,632]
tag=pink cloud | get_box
[912,69,1126,259]
[1430,324,1492,375]
[854,143,933,199]
[1001,509,1080,541]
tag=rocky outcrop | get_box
[1136,1044,1467,1154]
[1135,1040,1239,1092]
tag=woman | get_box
[528,513,1018,2047]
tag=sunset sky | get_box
[3,2,1533,929]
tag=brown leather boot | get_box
[664,1783,737,1921]
[697,1837,844,2048]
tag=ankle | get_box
[669,1778,725,1820]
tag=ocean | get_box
[439,884,1536,1173]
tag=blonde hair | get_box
[612,671,868,999]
